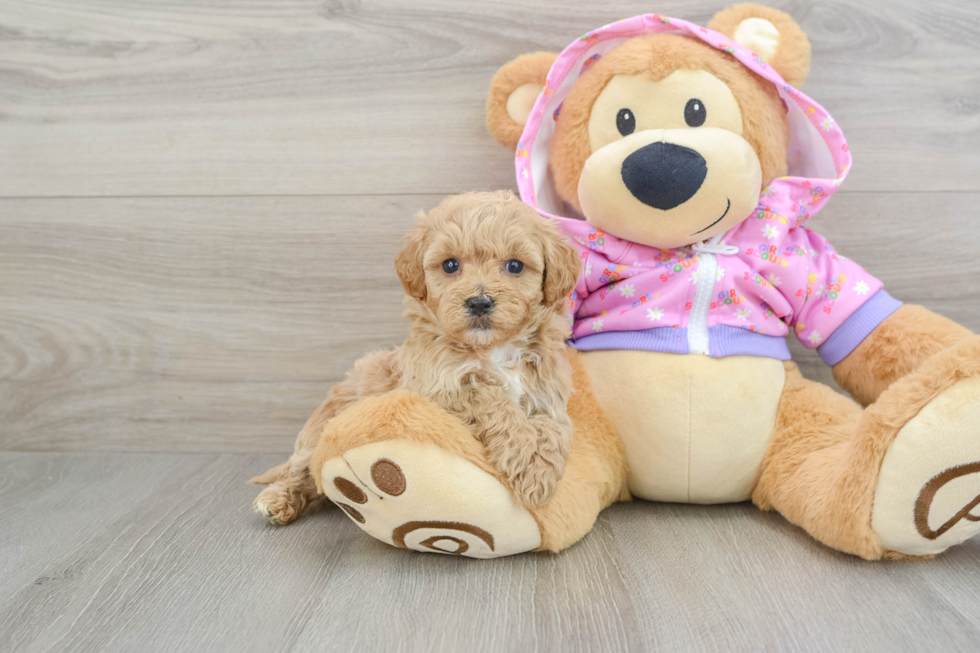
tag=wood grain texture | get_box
[0,0,978,198]
[2,192,978,452]
[2,1,980,649]
[0,452,977,653]
[0,195,427,452]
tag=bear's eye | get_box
[684,99,706,127]
[616,108,636,136]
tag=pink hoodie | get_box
[514,14,900,364]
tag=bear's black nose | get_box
[621,142,707,211]
[466,295,495,316]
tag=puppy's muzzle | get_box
[466,295,495,317]
[621,142,707,210]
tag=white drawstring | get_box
[688,232,739,256]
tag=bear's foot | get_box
[318,439,542,558]
[872,340,980,557]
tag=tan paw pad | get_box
[873,376,980,556]
[319,440,541,559]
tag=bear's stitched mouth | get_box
[691,198,731,236]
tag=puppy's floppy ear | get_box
[708,4,811,88]
[394,212,428,302]
[539,219,581,309]
[486,52,558,151]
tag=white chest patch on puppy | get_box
[487,344,525,403]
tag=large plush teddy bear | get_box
[255,4,980,560]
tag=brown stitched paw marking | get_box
[371,458,406,496]
[914,461,980,540]
[419,536,470,555]
[392,520,495,555]
[333,477,367,504]
[332,457,405,526]
[336,502,366,523]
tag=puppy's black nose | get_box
[466,296,495,316]
[621,142,707,211]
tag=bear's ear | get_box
[708,4,811,88]
[486,52,558,151]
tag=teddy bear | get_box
[257,4,980,560]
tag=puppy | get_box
[252,191,581,523]
[392,190,581,507]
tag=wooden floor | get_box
[2,0,979,651]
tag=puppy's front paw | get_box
[509,454,563,509]
[483,417,571,509]
[485,433,564,509]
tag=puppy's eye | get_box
[684,99,706,127]
[505,260,524,275]
[616,108,635,136]
[442,258,460,274]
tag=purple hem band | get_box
[568,325,791,359]
[569,326,690,354]
[709,325,792,360]
[817,290,903,366]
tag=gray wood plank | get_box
[0,195,428,452]
[2,192,978,452]
[0,452,977,653]
[0,0,978,198]
[611,501,980,651]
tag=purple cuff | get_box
[817,290,903,366]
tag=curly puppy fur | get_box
[253,191,581,522]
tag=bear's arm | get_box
[831,304,973,407]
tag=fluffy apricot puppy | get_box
[393,191,579,507]
[252,191,580,522]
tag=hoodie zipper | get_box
[686,234,738,356]
[687,252,715,356]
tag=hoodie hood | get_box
[514,13,851,230]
